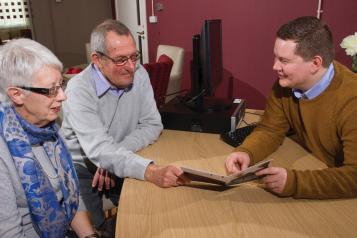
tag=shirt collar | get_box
[293,63,335,100]
[91,64,124,97]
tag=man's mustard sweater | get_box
[235,62,357,198]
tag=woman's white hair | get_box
[0,38,63,103]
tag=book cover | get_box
[181,159,272,186]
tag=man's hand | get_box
[255,167,287,194]
[144,164,190,188]
[92,168,116,191]
[225,151,251,174]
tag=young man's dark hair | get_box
[277,16,335,67]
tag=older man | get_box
[61,19,187,234]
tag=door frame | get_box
[114,0,149,64]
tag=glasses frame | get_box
[96,51,141,66]
[18,80,67,97]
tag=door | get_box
[115,0,149,64]
[30,0,112,67]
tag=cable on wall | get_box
[149,0,158,23]
[151,0,155,17]
[317,0,323,19]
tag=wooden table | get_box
[116,110,357,238]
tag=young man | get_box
[226,16,357,199]
[61,19,187,234]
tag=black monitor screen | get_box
[200,19,223,96]
[188,19,228,112]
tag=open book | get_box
[181,159,272,186]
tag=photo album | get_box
[181,159,273,186]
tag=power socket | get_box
[149,15,158,23]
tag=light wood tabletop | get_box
[116,110,357,238]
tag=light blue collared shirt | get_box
[293,63,335,100]
[91,64,124,97]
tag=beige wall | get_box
[30,0,112,67]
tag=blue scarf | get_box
[0,103,79,238]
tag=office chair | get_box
[144,54,174,107]
[156,45,185,102]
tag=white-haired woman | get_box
[0,39,98,237]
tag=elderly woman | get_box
[0,39,98,238]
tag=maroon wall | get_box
[146,0,357,109]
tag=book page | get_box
[225,159,272,185]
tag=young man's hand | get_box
[225,151,251,174]
[255,167,287,194]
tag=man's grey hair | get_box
[90,19,134,54]
[0,38,63,103]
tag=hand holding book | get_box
[181,159,273,186]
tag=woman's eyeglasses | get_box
[96,51,141,66]
[17,80,67,97]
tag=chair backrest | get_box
[144,54,174,107]
[156,45,184,102]
[85,43,91,63]
[156,45,184,79]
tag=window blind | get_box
[0,0,31,30]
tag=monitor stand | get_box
[159,96,237,133]
[183,95,232,113]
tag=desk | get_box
[116,110,357,238]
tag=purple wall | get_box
[146,0,357,109]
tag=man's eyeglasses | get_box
[96,51,141,66]
[18,80,67,97]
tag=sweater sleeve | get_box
[235,82,290,164]
[0,157,28,238]
[281,98,357,198]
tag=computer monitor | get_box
[201,19,223,96]
[187,19,230,112]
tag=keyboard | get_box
[220,124,257,147]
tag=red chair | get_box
[144,54,173,107]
